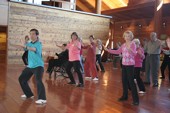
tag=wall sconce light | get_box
[138,24,142,29]
[120,26,123,29]
[162,22,166,28]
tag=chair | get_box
[50,61,69,79]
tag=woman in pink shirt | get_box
[104,30,139,106]
[66,32,84,87]
[133,39,146,94]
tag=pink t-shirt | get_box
[135,47,145,67]
[67,40,81,61]
[108,42,136,66]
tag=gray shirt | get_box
[144,39,161,54]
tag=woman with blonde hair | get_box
[104,30,139,105]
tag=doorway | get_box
[0,26,7,64]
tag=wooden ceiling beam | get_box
[79,0,96,13]
[76,0,92,12]
[102,1,111,11]
[101,1,155,15]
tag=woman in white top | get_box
[96,39,105,72]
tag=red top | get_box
[83,42,96,61]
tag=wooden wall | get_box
[112,17,170,46]
[8,1,110,64]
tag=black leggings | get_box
[122,65,139,103]
[134,67,145,91]
[96,54,105,71]
[66,61,84,84]
[160,55,170,80]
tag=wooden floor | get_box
[0,62,170,113]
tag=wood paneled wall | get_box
[8,2,110,64]
[112,17,170,46]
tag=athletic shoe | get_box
[35,99,47,104]
[21,94,34,99]
[93,77,99,81]
[138,91,146,94]
[85,77,92,80]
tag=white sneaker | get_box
[21,94,34,99]
[138,91,146,94]
[85,77,92,80]
[93,77,99,81]
[35,99,47,105]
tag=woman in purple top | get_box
[133,39,146,94]
[104,30,139,106]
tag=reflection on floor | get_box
[0,62,170,113]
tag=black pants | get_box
[47,59,63,72]
[66,61,84,84]
[161,55,170,80]
[122,65,139,103]
[18,66,46,100]
[22,51,28,65]
[141,53,147,72]
[113,56,120,68]
[120,58,122,68]
[134,67,145,92]
[96,54,105,71]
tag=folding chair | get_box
[52,61,69,79]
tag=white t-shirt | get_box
[96,45,102,54]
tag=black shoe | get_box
[160,77,165,79]
[131,102,139,106]
[76,84,84,87]
[143,82,150,85]
[67,82,76,85]
[118,97,128,101]
[153,83,159,87]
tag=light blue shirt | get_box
[26,41,44,68]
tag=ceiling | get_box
[76,0,128,13]
[101,1,170,21]
[102,1,155,21]
[76,0,170,22]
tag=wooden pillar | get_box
[110,20,115,48]
[154,0,163,38]
[95,0,102,14]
